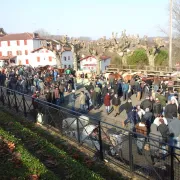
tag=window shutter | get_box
[8,41,10,46]
[16,51,18,55]
[17,40,20,46]
[25,50,28,55]
[26,59,29,64]
[19,51,22,55]
[49,57,52,62]
[0,41,1,47]
[24,40,27,45]
[46,50,48,53]
[37,57,40,62]
[0,51,2,56]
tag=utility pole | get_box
[169,0,173,71]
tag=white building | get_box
[30,47,57,67]
[0,32,46,65]
[61,49,73,68]
[79,56,111,73]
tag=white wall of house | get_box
[61,51,73,68]
[29,49,57,67]
[0,39,44,65]
[80,56,111,73]
[80,56,97,72]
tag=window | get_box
[7,41,10,46]
[64,65,67,68]
[25,50,28,55]
[7,51,12,56]
[64,56,66,61]
[16,50,22,55]
[0,51,2,56]
[68,56,70,60]
[68,65,71,68]
[26,59,29,64]
[24,40,27,45]
[37,57,40,62]
[49,57,52,62]
[17,40,20,46]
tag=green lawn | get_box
[0,109,126,180]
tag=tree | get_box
[139,36,165,67]
[59,35,84,71]
[155,50,168,66]
[34,28,51,39]
[107,30,140,65]
[127,48,148,66]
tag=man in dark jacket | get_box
[153,98,163,117]
[101,84,108,102]
[165,99,177,122]
[112,94,120,117]
[140,96,152,111]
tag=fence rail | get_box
[107,64,177,72]
[0,86,180,180]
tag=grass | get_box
[0,109,126,180]
[0,110,104,180]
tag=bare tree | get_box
[139,36,165,67]
[106,30,140,65]
[59,35,84,71]
[34,28,51,39]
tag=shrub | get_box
[127,49,148,65]
[155,50,168,66]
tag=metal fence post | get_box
[22,95,27,117]
[0,87,4,105]
[76,118,81,143]
[14,91,18,112]
[98,121,104,161]
[129,132,134,174]
[170,146,174,180]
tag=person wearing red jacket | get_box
[104,93,111,115]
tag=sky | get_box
[0,0,169,39]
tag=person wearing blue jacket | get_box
[122,81,129,101]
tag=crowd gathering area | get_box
[0,65,180,158]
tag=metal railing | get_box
[0,86,180,180]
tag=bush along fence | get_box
[0,86,180,180]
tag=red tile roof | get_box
[0,56,16,60]
[80,55,110,61]
[0,33,34,41]
[31,47,44,53]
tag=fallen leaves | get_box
[0,137,22,169]
[29,174,39,180]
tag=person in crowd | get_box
[54,86,60,106]
[153,98,163,117]
[153,115,168,127]
[104,92,111,115]
[140,96,152,112]
[69,90,76,111]
[122,81,129,101]
[124,106,139,130]
[112,94,120,117]
[136,105,145,121]
[79,91,86,112]
[165,99,178,122]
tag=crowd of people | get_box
[0,65,180,159]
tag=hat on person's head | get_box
[72,90,75,93]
